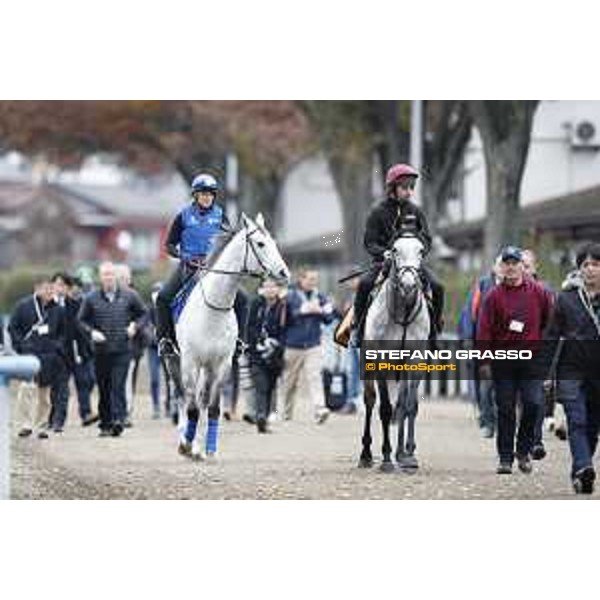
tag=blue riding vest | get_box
[179,203,224,261]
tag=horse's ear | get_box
[255,212,265,230]
[238,212,249,228]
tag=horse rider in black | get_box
[350,163,444,345]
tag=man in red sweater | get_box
[476,246,553,475]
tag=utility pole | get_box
[410,100,423,206]
[225,152,239,223]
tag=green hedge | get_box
[0,262,173,313]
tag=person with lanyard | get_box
[8,274,67,439]
[156,173,232,358]
[476,246,553,476]
[545,242,600,494]
[350,163,444,346]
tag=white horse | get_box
[360,234,431,472]
[175,212,289,461]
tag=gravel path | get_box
[9,397,594,500]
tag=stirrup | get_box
[158,338,179,358]
[349,323,363,347]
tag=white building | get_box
[456,100,600,221]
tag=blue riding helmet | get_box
[191,173,218,195]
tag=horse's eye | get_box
[257,241,265,248]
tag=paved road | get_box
[9,396,595,500]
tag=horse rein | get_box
[389,261,425,345]
[197,226,276,312]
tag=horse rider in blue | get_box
[156,173,232,358]
[350,163,445,345]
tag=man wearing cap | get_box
[350,163,444,345]
[476,245,553,475]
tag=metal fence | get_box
[0,355,40,500]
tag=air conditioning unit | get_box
[570,120,600,150]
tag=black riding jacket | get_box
[364,196,432,263]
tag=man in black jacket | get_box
[51,273,98,430]
[351,163,444,344]
[78,262,147,437]
[245,279,286,433]
[546,242,600,494]
[8,275,67,438]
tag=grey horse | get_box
[359,234,430,472]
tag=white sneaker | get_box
[267,412,279,424]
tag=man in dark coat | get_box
[78,262,146,437]
[51,272,98,430]
[8,274,67,438]
[545,242,600,494]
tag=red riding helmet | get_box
[385,163,419,186]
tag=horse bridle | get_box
[197,226,279,312]
[389,257,425,345]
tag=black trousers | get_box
[156,263,189,342]
[251,361,280,421]
[94,351,131,430]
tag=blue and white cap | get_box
[191,173,218,195]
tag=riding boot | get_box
[162,353,184,398]
[156,298,174,345]
[431,280,445,336]
[351,284,370,346]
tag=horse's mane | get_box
[203,226,240,270]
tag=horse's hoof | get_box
[380,460,395,473]
[191,451,205,462]
[178,441,192,457]
[358,456,373,469]
[399,455,419,472]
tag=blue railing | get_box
[0,355,40,500]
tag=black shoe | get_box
[111,423,124,437]
[82,413,100,427]
[573,466,596,495]
[517,455,533,474]
[496,462,513,475]
[242,414,256,425]
[531,444,547,460]
[37,430,49,440]
[53,427,64,434]
[18,428,33,438]
[257,417,269,433]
